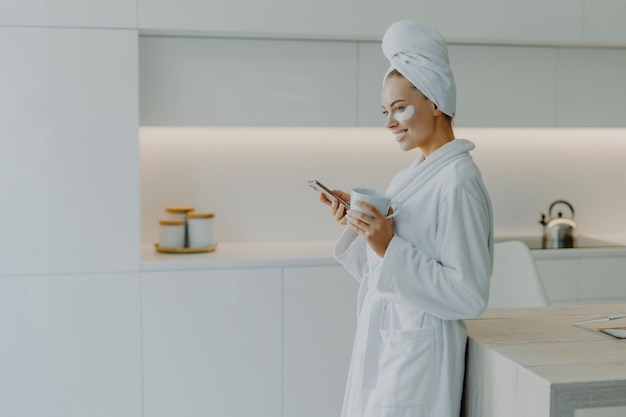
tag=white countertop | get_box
[141,234,626,271]
[529,245,626,259]
[141,240,339,271]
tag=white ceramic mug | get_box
[350,188,400,219]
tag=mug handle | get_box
[385,201,401,219]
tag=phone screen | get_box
[307,180,350,209]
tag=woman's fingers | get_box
[331,197,348,224]
[347,202,395,257]
[318,189,350,225]
[319,192,332,206]
[347,202,391,234]
[332,189,351,205]
[349,201,382,221]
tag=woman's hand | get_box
[319,190,351,225]
[346,202,395,257]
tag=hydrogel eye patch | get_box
[394,105,415,122]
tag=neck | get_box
[421,119,455,158]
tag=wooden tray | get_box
[154,243,217,254]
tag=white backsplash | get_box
[140,127,626,245]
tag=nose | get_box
[385,113,397,129]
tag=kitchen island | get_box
[463,304,626,417]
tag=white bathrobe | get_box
[335,139,493,417]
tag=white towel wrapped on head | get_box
[382,20,456,118]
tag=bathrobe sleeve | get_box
[374,182,493,320]
[334,227,369,283]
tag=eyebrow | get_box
[381,99,407,109]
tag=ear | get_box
[432,102,443,117]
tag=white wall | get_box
[140,126,626,245]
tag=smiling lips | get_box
[394,130,408,141]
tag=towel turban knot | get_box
[382,20,457,118]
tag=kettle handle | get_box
[548,200,575,219]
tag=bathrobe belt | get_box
[360,290,386,390]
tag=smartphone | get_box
[307,180,350,209]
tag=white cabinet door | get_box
[138,0,371,38]
[283,266,358,417]
[372,0,583,44]
[359,40,626,128]
[0,273,141,417]
[534,258,579,305]
[140,36,358,126]
[0,0,136,28]
[142,268,282,417]
[357,42,391,127]
[357,42,559,127]
[556,47,626,127]
[0,27,140,276]
[584,0,626,45]
[535,254,626,305]
[449,44,558,127]
[579,256,626,304]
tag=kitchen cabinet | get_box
[137,243,626,417]
[0,0,136,28]
[138,0,371,38]
[141,35,626,128]
[139,36,358,126]
[448,45,558,127]
[535,258,580,305]
[283,266,358,417]
[556,47,626,127]
[534,252,626,306]
[358,42,561,128]
[0,273,141,417]
[579,256,626,304]
[141,0,626,47]
[356,42,391,127]
[0,27,140,276]
[358,42,562,128]
[584,0,626,44]
[361,42,626,128]
[141,268,282,417]
[373,0,583,45]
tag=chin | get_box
[398,141,418,152]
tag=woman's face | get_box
[381,74,439,154]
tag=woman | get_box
[319,21,493,417]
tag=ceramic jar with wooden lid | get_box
[187,212,215,248]
[158,218,186,249]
